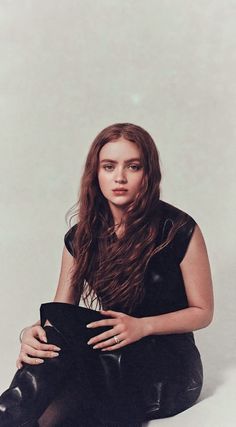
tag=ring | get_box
[113,335,120,344]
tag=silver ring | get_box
[113,335,120,344]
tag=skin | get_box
[16,138,214,367]
[97,138,145,228]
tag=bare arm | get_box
[52,245,77,304]
[142,224,214,335]
[17,244,76,367]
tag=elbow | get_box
[201,307,214,328]
[191,305,214,330]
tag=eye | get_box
[128,164,142,171]
[102,164,142,171]
[103,164,114,171]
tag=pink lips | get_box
[112,189,128,194]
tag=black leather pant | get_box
[0,326,142,427]
[1,301,203,425]
[0,325,75,426]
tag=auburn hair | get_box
[65,123,186,313]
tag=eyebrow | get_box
[100,158,141,163]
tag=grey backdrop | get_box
[1,1,235,426]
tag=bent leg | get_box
[38,372,143,427]
[0,326,76,427]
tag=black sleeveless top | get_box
[64,199,196,319]
[62,200,203,421]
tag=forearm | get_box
[142,306,213,336]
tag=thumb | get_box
[36,325,48,343]
[16,359,23,369]
[41,334,47,343]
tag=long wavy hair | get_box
[66,123,186,313]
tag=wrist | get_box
[140,316,154,337]
[19,326,29,343]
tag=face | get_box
[97,138,144,222]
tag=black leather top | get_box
[64,199,196,320]
[59,200,203,420]
[0,200,202,426]
[38,200,202,422]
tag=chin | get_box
[109,198,131,207]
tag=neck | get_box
[109,205,127,225]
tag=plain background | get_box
[0,1,235,426]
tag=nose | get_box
[114,167,127,183]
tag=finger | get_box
[21,344,60,359]
[19,353,45,365]
[100,338,129,351]
[22,338,61,352]
[87,327,119,346]
[86,318,118,328]
[92,334,126,350]
[32,325,48,343]
[16,359,23,369]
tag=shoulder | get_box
[158,200,197,264]
[158,199,195,222]
[158,199,196,230]
[64,223,78,256]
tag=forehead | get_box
[99,138,141,160]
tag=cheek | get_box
[131,172,144,189]
[98,171,109,191]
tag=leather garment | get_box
[0,201,204,425]
[0,306,144,426]
[39,303,203,422]
[0,325,76,427]
[0,303,203,426]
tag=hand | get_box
[16,323,61,369]
[86,309,146,351]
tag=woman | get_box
[0,123,214,426]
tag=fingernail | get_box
[41,336,47,343]
[87,340,92,345]
[54,346,61,351]
[38,360,44,363]
[86,324,92,328]
[93,345,98,349]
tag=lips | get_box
[112,189,128,192]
